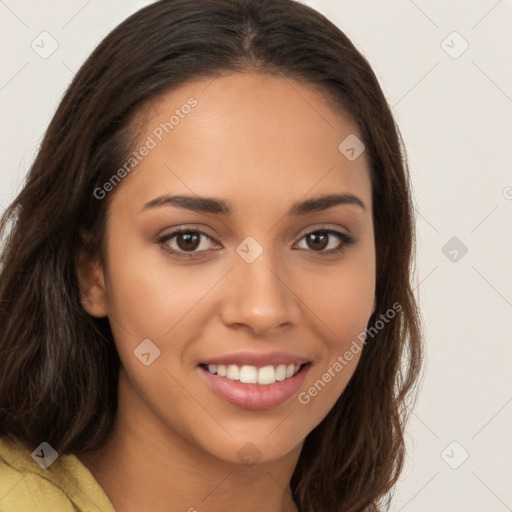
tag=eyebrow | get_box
[141,193,366,215]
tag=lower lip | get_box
[198,364,311,410]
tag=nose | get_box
[219,248,302,337]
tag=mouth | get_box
[197,358,312,410]
[199,362,307,385]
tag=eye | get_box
[294,228,356,256]
[157,226,356,260]
[157,228,220,259]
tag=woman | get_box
[0,0,422,511]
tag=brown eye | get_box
[305,231,330,251]
[157,228,221,259]
[295,228,356,256]
[175,231,201,251]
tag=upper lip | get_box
[199,350,310,368]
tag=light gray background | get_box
[1,1,511,510]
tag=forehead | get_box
[112,72,372,217]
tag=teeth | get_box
[257,365,276,385]
[226,364,239,380]
[239,365,258,384]
[205,363,303,385]
[275,364,287,381]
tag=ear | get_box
[76,251,109,318]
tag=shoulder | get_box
[0,435,116,512]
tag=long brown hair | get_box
[0,1,422,510]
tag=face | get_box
[80,72,375,466]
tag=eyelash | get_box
[157,226,356,260]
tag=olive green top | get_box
[0,435,116,512]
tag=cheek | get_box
[328,268,375,350]
[298,246,375,348]
[293,248,375,412]
[103,220,209,328]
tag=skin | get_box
[76,72,376,512]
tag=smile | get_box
[203,363,303,385]
[198,361,311,410]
